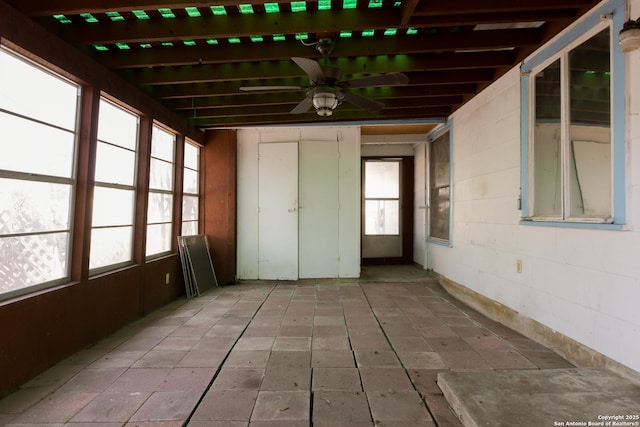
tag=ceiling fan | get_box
[239,39,409,117]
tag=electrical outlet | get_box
[516,259,523,274]
[165,273,170,284]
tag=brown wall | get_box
[203,130,238,286]
[0,258,185,397]
[0,1,203,398]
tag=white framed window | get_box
[146,124,176,257]
[428,127,451,243]
[521,1,625,227]
[90,98,139,271]
[0,48,80,299]
[181,140,200,236]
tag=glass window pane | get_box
[182,195,199,221]
[97,99,138,150]
[146,223,172,256]
[365,200,399,235]
[0,112,75,178]
[568,29,611,218]
[147,192,173,223]
[184,142,199,170]
[149,158,174,190]
[429,130,451,240]
[181,220,198,236]
[89,226,133,270]
[183,168,198,194]
[365,161,399,198]
[151,125,175,162]
[0,178,71,235]
[0,232,69,292]
[92,187,134,227]
[533,59,562,217]
[0,50,78,131]
[94,142,136,185]
[430,186,450,240]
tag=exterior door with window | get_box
[362,158,413,264]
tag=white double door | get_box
[257,141,339,280]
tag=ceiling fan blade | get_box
[342,92,385,111]
[290,97,313,114]
[239,85,304,91]
[345,72,409,89]
[292,57,326,82]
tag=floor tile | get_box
[156,367,215,391]
[58,368,127,393]
[190,389,258,422]
[312,368,362,391]
[234,337,276,351]
[266,351,311,369]
[69,391,150,422]
[367,391,432,423]
[312,391,371,424]
[396,351,447,369]
[177,349,227,368]
[131,350,189,369]
[106,368,170,392]
[154,336,201,351]
[260,367,310,391]
[224,351,271,369]
[359,368,414,392]
[354,351,401,367]
[277,325,313,337]
[212,369,264,390]
[272,337,311,351]
[311,351,356,368]
[11,391,98,423]
[406,369,446,396]
[130,390,201,422]
[250,391,310,422]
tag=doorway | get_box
[361,157,414,265]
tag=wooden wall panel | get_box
[203,130,238,286]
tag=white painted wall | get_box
[419,0,640,373]
[237,126,360,280]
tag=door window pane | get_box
[365,200,399,235]
[365,161,399,198]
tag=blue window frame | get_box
[520,0,626,229]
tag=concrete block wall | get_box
[426,0,640,374]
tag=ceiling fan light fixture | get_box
[312,89,341,116]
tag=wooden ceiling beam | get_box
[187,106,451,128]
[9,0,276,16]
[152,70,489,100]
[413,0,596,16]
[99,29,540,69]
[56,9,401,45]
[409,9,578,24]
[127,52,514,85]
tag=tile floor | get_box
[0,267,574,426]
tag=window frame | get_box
[89,97,140,274]
[520,0,626,229]
[146,123,177,259]
[0,47,81,300]
[427,123,453,245]
[181,139,201,236]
